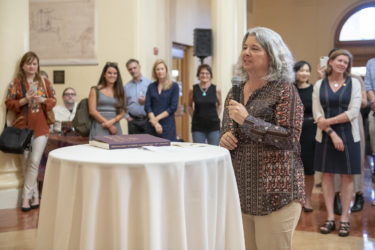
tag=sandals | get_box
[338,222,350,237]
[320,220,335,234]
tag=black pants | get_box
[128,119,147,134]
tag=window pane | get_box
[339,7,375,41]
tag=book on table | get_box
[89,134,171,149]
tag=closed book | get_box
[89,134,170,149]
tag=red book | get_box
[89,134,170,149]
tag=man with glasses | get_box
[124,59,151,134]
[52,87,78,132]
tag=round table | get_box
[37,142,245,250]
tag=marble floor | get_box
[1,171,374,250]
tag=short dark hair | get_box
[126,59,139,68]
[293,60,311,73]
[196,64,213,78]
[62,87,76,97]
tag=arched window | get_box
[335,2,375,66]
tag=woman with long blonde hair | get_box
[144,59,179,141]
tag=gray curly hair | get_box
[234,27,295,84]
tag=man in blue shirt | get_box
[365,57,375,205]
[365,58,375,111]
[124,59,151,134]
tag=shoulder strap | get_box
[3,110,8,130]
[4,80,29,129]
[41,77,49,98]
[20,80,29,126]
[92,86,99,101]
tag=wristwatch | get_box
[326,128,333,135]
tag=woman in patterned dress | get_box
[220,27,305,250]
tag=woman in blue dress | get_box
[312,50,361,237]
[145,59,179,141]
[88,62,125,140]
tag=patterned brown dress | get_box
[221,81,305,216]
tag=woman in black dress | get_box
[187,64,222,145]
[312,49,362,237]
[294,61,316,212]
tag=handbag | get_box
[45,109,55,125]
[0,123,33,154]
[0,81,33,154]
[41,77,55,125]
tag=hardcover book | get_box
[89,134,171,149]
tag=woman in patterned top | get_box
[5,51,56,212]
[220,27,305,250]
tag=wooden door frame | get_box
[172,42,190,142]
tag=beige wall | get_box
[170,0,212,92]
[171,0,211,46]
[247,0,367,83]
[0,0,29,208]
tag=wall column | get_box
[210,0,247,110]
[0,0,29,209]
[133,0,171,76]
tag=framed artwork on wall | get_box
[53,71,65,84]
[30,0,97,66]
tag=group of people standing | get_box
[91,58,223,145]
[295,49,375,239]
[86,59,180,142]
[5,25,375,250]
[5,52,222,214]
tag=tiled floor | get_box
[1,170,374,249]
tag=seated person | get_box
[53,87,78,132]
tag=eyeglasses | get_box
[63,93,76,96]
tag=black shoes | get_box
[334,192,364,214]
[334,192,342,215]
[351,193,364,212]
[303,207,313,212]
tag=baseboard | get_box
[0,189,21,209]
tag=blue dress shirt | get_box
[124,76,151,118]
[365,58,375,92]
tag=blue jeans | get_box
[192,130,220,146]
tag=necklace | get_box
[199,84,210,96]
[330,77,345,88]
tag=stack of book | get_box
[89,134,170,149]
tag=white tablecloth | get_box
[37,143,245,250]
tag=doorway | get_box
[172,43,190,142]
